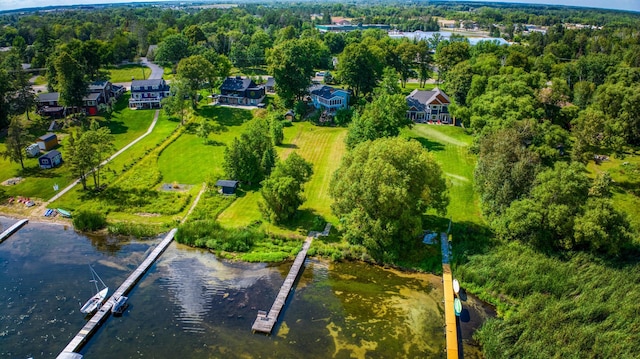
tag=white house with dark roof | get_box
[309,85,350,113]
[406,88,452,124]
[129,78,171,109]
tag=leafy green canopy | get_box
[330,137,448,262]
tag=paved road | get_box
[46,109,160,203]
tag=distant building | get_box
[37,133,58,151]
[406,88,452,124]
[36,80,124,116]
[26,144,40,157]
[129,78,171,109]
[315,24,391,33]
[218,76,265,106]
[309,85,350,113]
[39,150,62,169]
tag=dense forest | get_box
[1,1,640,357]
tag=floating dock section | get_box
[441,232,460,359]
[252,236,313,334]
[0,219,28,244]
[57,228,177,358]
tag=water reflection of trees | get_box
[85,232,130,254]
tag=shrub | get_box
[107,222,164,237]
[73,210,107,231]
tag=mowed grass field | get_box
[217,122,347,233]
[158,107,254,184]
[107,64,150,83]
[404,124,482,225]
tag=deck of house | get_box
[252,236,313,334]
[57,228,177,358]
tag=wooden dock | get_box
[0,219,28,244]
[252,236,313,335]
[441,233,460,359]
[57,228,177,358]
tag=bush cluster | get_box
[73,210,107,231]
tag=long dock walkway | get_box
[441,232,459,359]
[58,228,177,358]
[0,218,28,244]
[252,235,313,334]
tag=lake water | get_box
[0,217,488,358]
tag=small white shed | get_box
[26,143,40,157]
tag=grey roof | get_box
[89,81,109,90]
[38,133,57,142]
[37,92,60,102]
[221,77,255,92]
[216,180,239,188]
[41,150,61,160]
[405,88,450,111]
[131,79,166,87]
[83,92,101,101]
[265,77,275,87]
[309,85,347,100]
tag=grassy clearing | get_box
[158,106,254,184]
[586,153,640,238]
[400,82,437,95]
[217,121,348,235]
[33,76,47,85]
[404,124,482,225]
[107,64,150,83]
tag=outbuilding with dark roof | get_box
[215,180,239,195]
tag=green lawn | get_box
[586,153,640,237]
[33,76,47,85]
[404,124,482,225]
[217,121,348,235]
[157,106,254,184]
[107,64,150,83]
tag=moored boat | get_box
[111,296,128,316]
[453,278,460,295]
[80,266,108,315]
[454,298,462,316]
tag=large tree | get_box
[155,34,190,64]
[267,39,316,107]
[223,119,277,185]
[161,78,189,124]
[345,93,410,149]
[1,117,31,169]
[330,137,448,262]
[176,55,216,108]
[260,152,313,224]
[54,51,89,115]
[336,42,383,98]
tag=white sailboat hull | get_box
[453,279,460,295]
[80,287,108,314]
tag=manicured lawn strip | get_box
[107,64,150,83]
[217,190,262,228]
[405,124,482,225]
[158,106,254,184]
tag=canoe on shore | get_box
[57,208,72,218]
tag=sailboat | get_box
[80,266,108,315]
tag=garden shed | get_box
[26,144,40,157]
[215,180,239,195]
[37,133,58,151]
[39,150,62,169]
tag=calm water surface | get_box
[0,217,470,358]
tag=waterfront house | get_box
[406,88,453,124]
[309,85,349,113]
[38,150,62,169]
[129,79,171,109]
[218,76,265,106]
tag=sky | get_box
[0,0,638,12]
